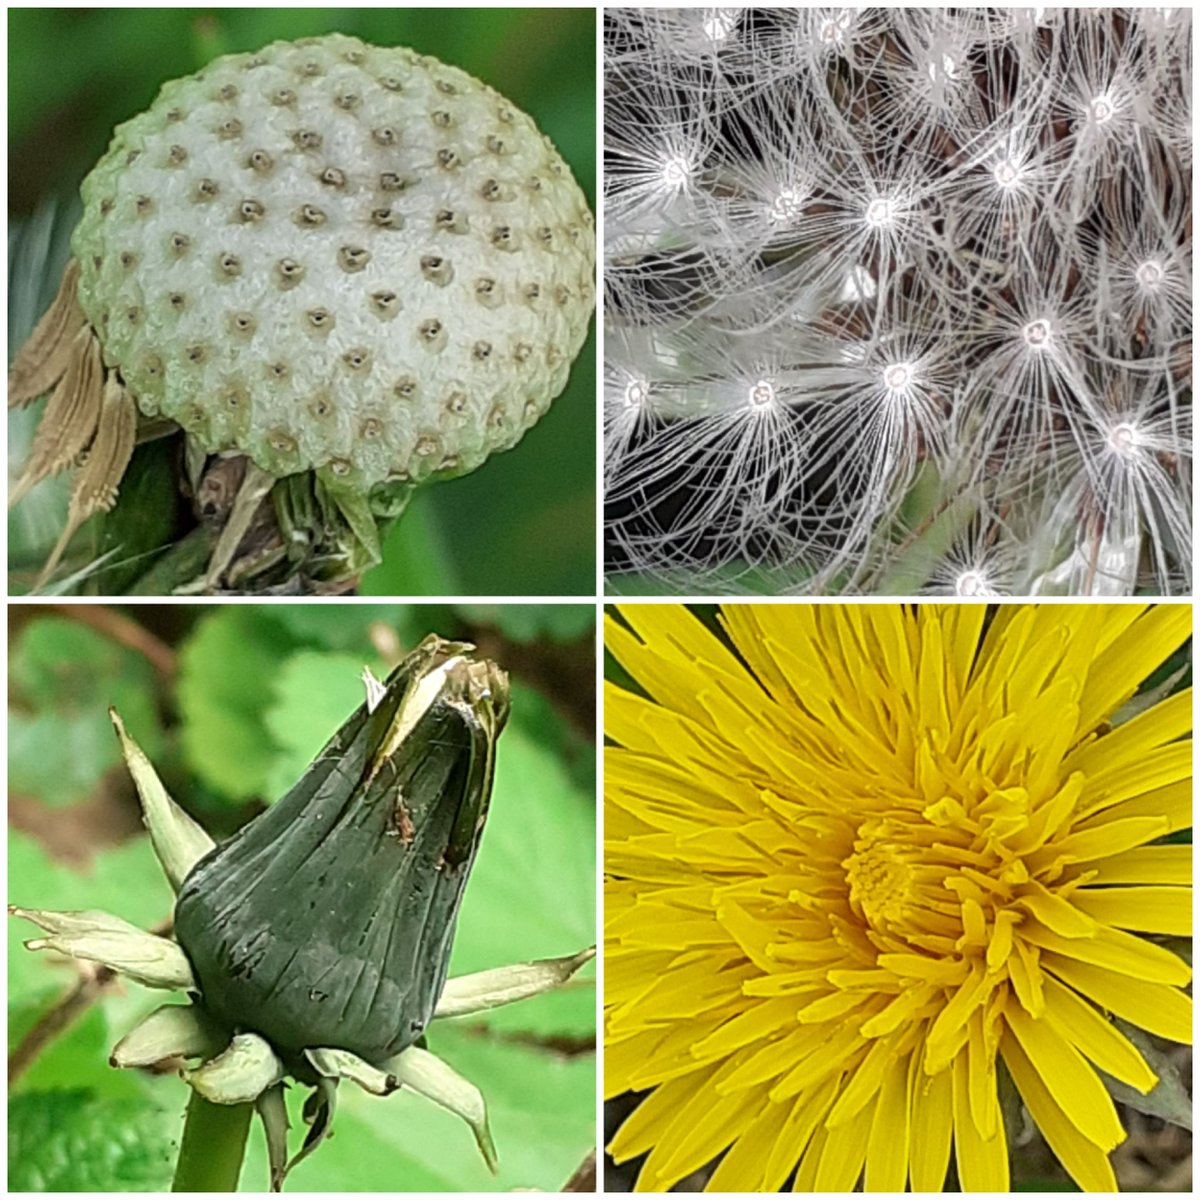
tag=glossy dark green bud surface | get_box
[173,636,508,1064]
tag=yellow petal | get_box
[1001,1030,1118,1192]
[1004,1005,1126,1151]
[952,1048,1009,1191]
[1077,743,1192,815]
[645,1061,767,1189]
[1042,975,1157,1093]
[706,1099,790,1191]
[690,996,802,1064]
[813,1093,872,1190]
[1072,885,1192,936]
[1016,881,1097,937]
[908,1049,953,1190]
[1021,919,1192,986]
[1080,779,1192,836]
[863,1051,911,1192]
[609,1068,715,1163]
[766,1078,838,1190]
[1076,605,1191,736]
[1074,844,1192,886]
[826,1036,893,1127]
[1066,687,1192,776]
[1043,954,1193,1044]
[1028,816,1169,871]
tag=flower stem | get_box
[172,1092,253,1192]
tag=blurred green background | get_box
[8,7,596,596]
[8,602,596,1191]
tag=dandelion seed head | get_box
[819,10,853,47]
[993,158,1020,188]
[1022,318,1051,348]
[927,52,960,84]
[769,186,805,225]
[1135,259,1166,290]
[953,568,988,596]
[864,196,897,228]
[839,264,877,303]
[1089,93,1116,124]
[604,6,1192,596]
[660,154,693,189]
[623,379,648,410]
[748,378,777,409]
[883,361,914,392]
[1106,420,1141,457]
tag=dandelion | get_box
[604,8,1192,595]
[605,603,1192,1191]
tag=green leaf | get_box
[260,651,386,800]
[1101,1020,1192,1131]
[449,720,596,1038]
[454,604,595,643]
[87,442,183,595]
[9,617,161,806]
[8,832,176,1044]
[15,1005,148,1101]
[257,603,418,653]
[176,608,298,802]
[8,1090,176,1192]
[241,1026,593,1192]
[363,489,462,596]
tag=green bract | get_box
[11,634,594,1190]
[175,635,506,1062]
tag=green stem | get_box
[172,1092,253,1192]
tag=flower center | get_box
[843,822,928,934]
[624,380,647,409]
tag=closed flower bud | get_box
[173,635,509,1065]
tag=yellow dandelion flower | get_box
[604,603,1192,1192]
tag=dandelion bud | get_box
[173,635,509,1065]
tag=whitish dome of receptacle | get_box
[71,33,595,491]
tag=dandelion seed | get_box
[604,7,1193,596]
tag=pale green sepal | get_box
[435,946,596,1018]
[320,472,382,566]
[286,1075,337,1182]
[110,708,214,890]
[388,1045,498,1173]
[306,1046,398,1095]
[1110,666,1190,727]
[257,1084,291,1193]
[185,1032,284,1104]
[12,906,195,989]
[110,1002,225,1067]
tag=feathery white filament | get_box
[604,6,1192,597]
